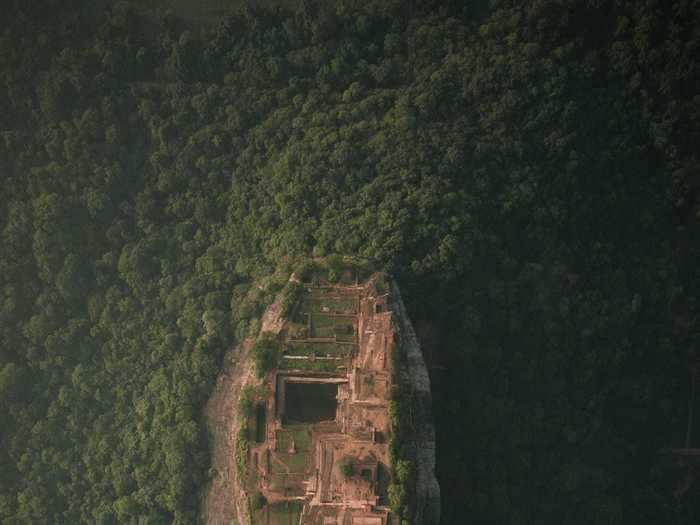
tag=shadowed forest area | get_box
[1,0,699,523]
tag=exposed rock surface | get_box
[391,281,441,525]
[202,294,286,525]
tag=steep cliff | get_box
[391,282,441,524]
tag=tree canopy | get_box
[1,0,699,523]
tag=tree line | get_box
[1,0,698,523]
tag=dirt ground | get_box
[201,294,287,525]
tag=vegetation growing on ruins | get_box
[387,336,414,522]
[251,491,267,511]
[338,457,354,479]
[252,333,284,379]
[236,425,250,477]
[1,0,699,523]
[280,281,305,318]
[239,385,255,418]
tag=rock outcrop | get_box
[392,281,441,525]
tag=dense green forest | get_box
[1,0,699,523]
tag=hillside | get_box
[1,1,699,523]
[204,259,439,525]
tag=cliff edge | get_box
[391,281,441,524]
